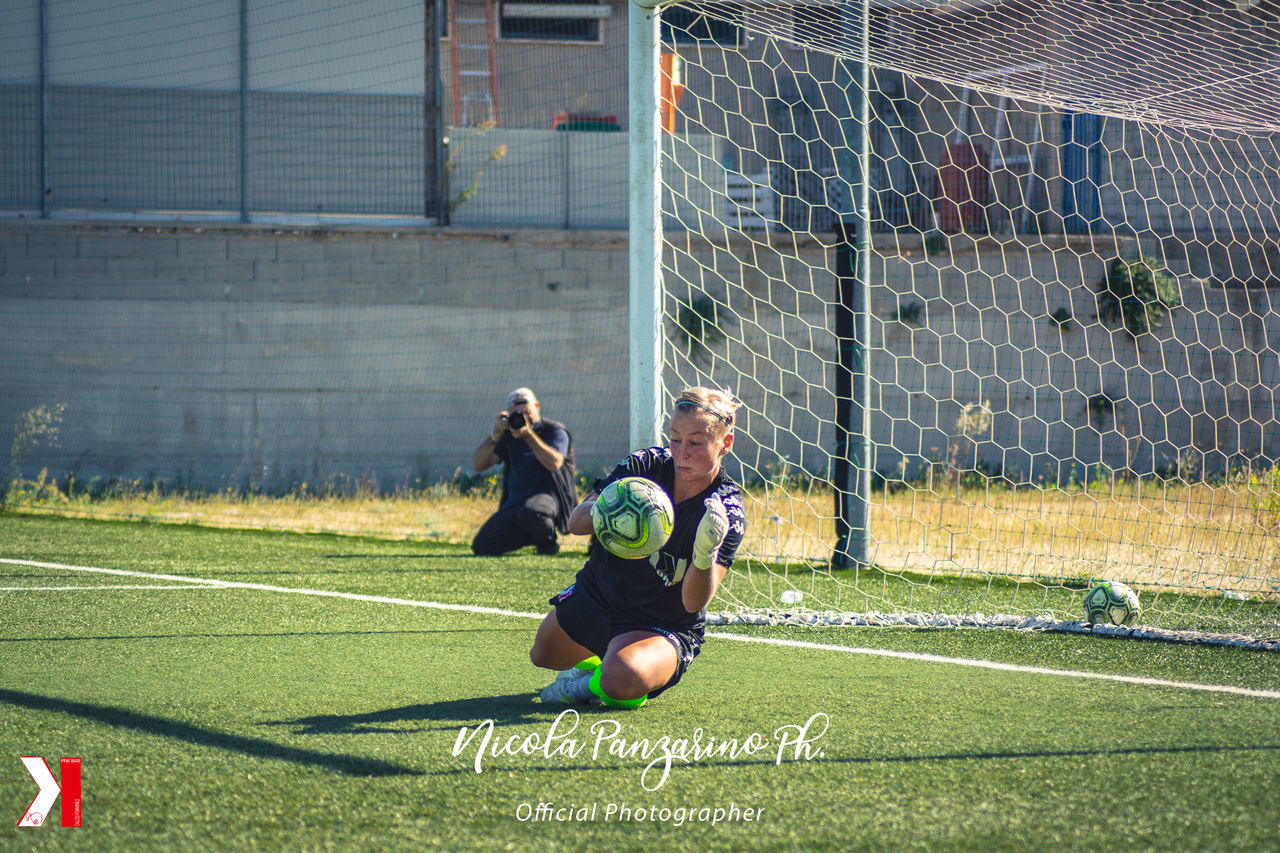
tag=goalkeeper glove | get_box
[692,494,730,571]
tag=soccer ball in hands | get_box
[591,476,675,560]
[1083,580,1141,626]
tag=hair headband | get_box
[675,399,732,426]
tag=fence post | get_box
[239,0,249,222]
[40,0,49,218]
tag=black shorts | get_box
[549,583,702,699]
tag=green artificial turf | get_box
[1,514,1278,852]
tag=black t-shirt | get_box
[495,419,571,510]
[573,446,746,633]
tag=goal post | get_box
[629,0,664,451]
[630,0,878,570]
[636,0,1280,648]
[831,0,872,570]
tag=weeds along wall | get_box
[2,219,1277,494]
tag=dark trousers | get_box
[471,492,560,556]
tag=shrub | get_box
[1095,256,1181,337]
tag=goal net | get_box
[650,0,1280,646]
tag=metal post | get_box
[628,0,662,449]
[563,130,572,230]
[833,0,871,569]
[426,0,449,224]
[39,0,49,218]
[239,0,249,222]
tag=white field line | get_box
[0,585,221,591]
[0,558,544,619]
[710,633,1280,700]
[2,557,1277,701]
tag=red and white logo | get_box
[17,757,81,828]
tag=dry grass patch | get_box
[7,476,1278,598]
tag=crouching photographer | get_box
[470,387,577,556]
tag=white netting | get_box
[714,0,1280,132]
[656,0,1280,644]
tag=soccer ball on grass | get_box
[591,477,674,560]
[1083,580,1141,626]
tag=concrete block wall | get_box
[2,221,1278,493]
[0,221,632,491]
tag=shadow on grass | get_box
[264,692,547,735]
[0,687,422,777]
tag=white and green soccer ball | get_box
[592,476,674,560]
[1083,580,1141,626]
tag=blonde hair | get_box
[672,386,740,438]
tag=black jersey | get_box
[572,446,747,633]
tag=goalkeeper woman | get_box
[530,386,746,708]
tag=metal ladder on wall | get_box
[448,0,500,126]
